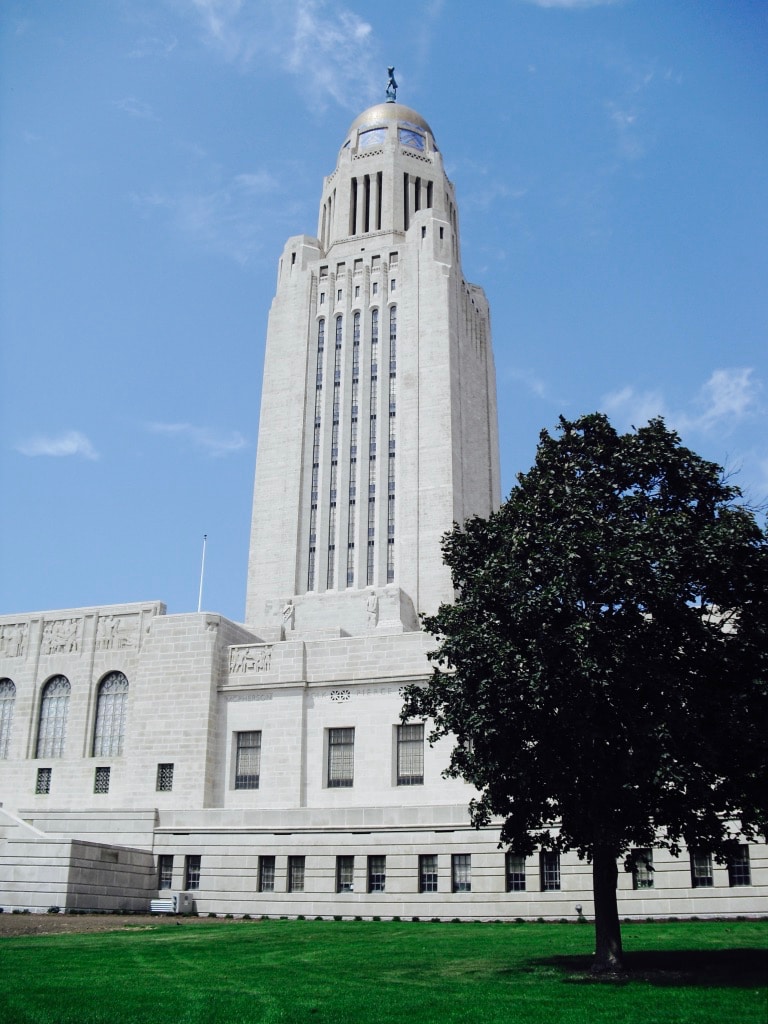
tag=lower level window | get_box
[328,728,354,788]
[631,848,654,889]
[259,856,275,892]
[727,846,751,887]
[540,851,560,891]
[419,854,438,893]
[336,855,354,892]
[94,766,110,794]
[156,763,174,792]
[288,856,305,893]
[185,855,201,890]
[691,850,713,888]
[35,767,52,794]
[505,853,526,892]
[158,855,173,890]
[368,855,386,893]
[235,731,261,790]
[452,854,471,893]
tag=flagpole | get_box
[197,534,207,613]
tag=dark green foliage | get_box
[403,414,768,968]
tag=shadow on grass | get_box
[530,948,767,988]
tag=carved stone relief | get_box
[0,623,28,658]
[95,615,137,651]
[229,645,273,674]
[41,618,80,656]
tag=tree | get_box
[402,414,768,973]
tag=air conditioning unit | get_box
[174,891,194,914]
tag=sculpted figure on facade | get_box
[229,644,273,674]
[41,618,80,655]
[366,592,379,628]
[0,623,27,658]
[386,66,398,103]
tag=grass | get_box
[2,919,766,1024]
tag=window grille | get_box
[387,538,395,583]
[691,850,714,887]
[92,671,129,757]
[0,679,15,758]
[368,856,386,893]
[397,724,423,785]
[631,848,654,889]
[158,855,173,890]
[727,846,751,886]
[288,856,305,893]
[184,855,201,890]
[419,854,438,893]
[367,540,375,585]
[36,676,70,758]
[235,731,261,790]
[35,767,51,794]
[452,854,471,892]
[308,547,316,590]
[327,727,354,787]
[94,766,110,794]
[259,856,275,892]
[506,853,526,892]
[336,855,354,892]
[156,763,174,792]
[540,851,560,891]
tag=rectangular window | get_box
[327,727,354,787]
[288,856,305,893]
[94,766,110,794]
[397,723,424,785]
[390,278,396,291]
[336,855,354,892]
[419,854,438,893]
[184,855,201,891]
[505,853,526,892]
[727,846,751,886]
[35,767,51,794]
[235,730,261,790]
[540,851,560,891]
[156,763,174,792]
[372,281,378,295]
[452,854,471,892]
[158,854,173,890]
[631,848,654,889]
[368,855,386,893]
[259,856,275,892]
[691,850,714,888]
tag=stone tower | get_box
[245,100,500,635]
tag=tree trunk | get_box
[591,846,624,974]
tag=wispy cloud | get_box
[114,97,160,121]
[519,0,622,7]
[603,367,762,435]
[130,167,285,263]
[187,0,377,111]
[16,431,99,460]
[147,422,248,457]
[128,36,178,59]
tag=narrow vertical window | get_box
[35,767,52,794]
[691,851,714,888]
[235,731,261,790]
[156,763,174,792]
[419,854,438,893]
[288,856,305,893]
[94,766,110,793]
[540,851,560,891]
[327,727,354,787]
[92,671,129,757]
[0,679,15,758]
[631,848,654,889]
[727,846,751,886]
[452,854,471,892]
[184,855,201,890]
[396,723,424,785]
[506,853,526,892]
[336,855,354,892]
[36,676,70,758]
[259,856,276,892]
[368,855,386,893]
[158,854,174,890]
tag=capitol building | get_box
[0,92,763,918]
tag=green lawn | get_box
[2,919,766,1024]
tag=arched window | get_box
[92,672,129,757]
[36,676,70,758]
[0,679,15,758]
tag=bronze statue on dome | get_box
[386,66,397,103]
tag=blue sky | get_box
[2,0,766,622]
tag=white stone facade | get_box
[0,100,764,918]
